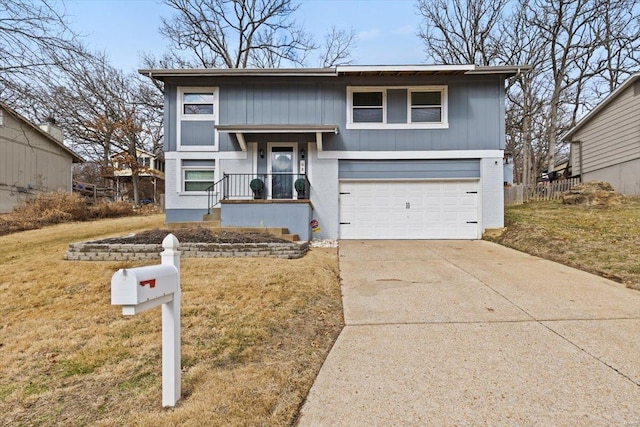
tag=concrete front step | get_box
[202,208,221,221]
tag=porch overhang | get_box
[215,124,339,152]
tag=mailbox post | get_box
[161,234,181,408]
[111,234,181,407]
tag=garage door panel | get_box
[339,180,480,239]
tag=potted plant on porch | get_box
[250,178,264,199]
[294,177,307,199]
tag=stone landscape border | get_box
[65,241,309,261]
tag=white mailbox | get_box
[111,264,179,307]
[110,233,182,407]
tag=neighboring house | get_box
[104,149,165,203]
[563,73,640,196]
[0,102,83,213]
[140,64,525,240]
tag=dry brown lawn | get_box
[485,198,640,291]
[0,215,343,426]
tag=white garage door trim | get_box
[339,179,481,240]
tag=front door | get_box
[269,144,296,199]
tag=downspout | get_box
[577,140,583,182]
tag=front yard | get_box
[485,199,640,291]
[0,215,343,426]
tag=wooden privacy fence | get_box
[504,177,580,206]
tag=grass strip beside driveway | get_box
[0,215,343,426]
[486,199,640,291]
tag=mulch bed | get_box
[91,227,291,244]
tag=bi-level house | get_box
[140,65,525,241]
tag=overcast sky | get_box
[65,0,425,72]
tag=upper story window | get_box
[410,90,442,123]
[178,87,218,121]
[352,91,384,123]
[177,86,219,151]
[347,86,448,130]
[183,92,215,115]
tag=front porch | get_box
[206,173,313,241]
[220,199,313,241]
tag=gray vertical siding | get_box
[387,89,407,124]
[181,121,216,146]
[164,75,506,153]
[243,83,321,124]
[338,159,481,179]
[221,202,313,240]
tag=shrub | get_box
[0,191,142,236]
[13,191,90,224]
[90,200,134,218]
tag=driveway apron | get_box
[297,240,640,426]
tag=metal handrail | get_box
[219,173,310,201]
[206,174,228,214]
[207,173,310,213]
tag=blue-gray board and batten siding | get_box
[165,204,313,240]
[220,202,313,241]
[181,121,216,146]
[166,208,210,223]
[163,75,506,154]
[338,159,480,180]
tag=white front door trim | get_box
[267,142,298,200]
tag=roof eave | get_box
[562,72,640,142]
[139,64,532,81]
[0,102,84,163]
[138,68,339,81]
[465,65,532,76]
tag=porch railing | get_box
[207,173,310,213]
[206,175,228,214]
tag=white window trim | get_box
[179,160,216,195]
[346,85,449,130]
[266,142,299,200]
[407,86,448,126]
[177,86,219,152]
[349,87,386,127]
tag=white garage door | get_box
[339,180,479,239]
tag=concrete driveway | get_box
[297,240,640,426]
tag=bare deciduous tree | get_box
[319,26,357,67]
[160,0,316,68]
[0,0,84,102]
[527,0,605,176]
[590,0,640,94]
[38,51,163,204]
[417,0,508,65]
[417,0,640,183]
[159,0,355,68]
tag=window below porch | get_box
[181,159,215,192]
